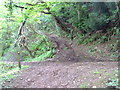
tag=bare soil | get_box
[3,33,118,88]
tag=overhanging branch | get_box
[14,4,27,9]
[41,11,51,14]
[13,2,51,14]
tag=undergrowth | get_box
[24,50,55,62]
[106,70,119,89]
[75,28,119,45]
[58,27,119,60]
[0,34,56,62]
[0,62,28,88]
[23,34,56,62]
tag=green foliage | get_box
[74,27,119,45]
[89,48,97,53]
[106,78,119,89]
[23,34,56,62]
[0,62,28,88]
[93,71,102,74]
[85,13,109,31]
[0,1,119,62]
[38,15,56,31]
[79,84,88,88]
[76,40,83,45]
[24,50,55,62]
[115,27,120,35]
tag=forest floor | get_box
[3,33,118,88]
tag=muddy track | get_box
[3,33,118,88]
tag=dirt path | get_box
[3,33,118,88]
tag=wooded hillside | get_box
[0,1,119,88]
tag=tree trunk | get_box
[18,18,27,36]
[23,44,34,58]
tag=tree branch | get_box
[14,4,27,9]
[41,11,51,14]
[14,3,51,14]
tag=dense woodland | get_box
[0,1,119,59]
[0,0,120,88]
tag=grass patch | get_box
[93,71,102,74]
[105,70,119,89]
[80,83,88,88]
[63,47,69,50]
[24,50,55,62]
[0,62,28,88]
[106,78,119,89]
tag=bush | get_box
[23,34,56,62]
